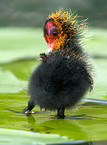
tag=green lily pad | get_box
[0,70,27,93]
[0,28,47,63]
[86,59,107,100]
[86,28,107,55]
[0,129,70,144]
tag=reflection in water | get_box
[26,102,107,143]
[27,115,36,131]
[27,114,90,140]
[25,113,107,145]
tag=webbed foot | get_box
[25,99,35,116]
[25,110,35,116]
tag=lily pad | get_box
[0,129,71,145]
[86,59,107,100]
[0,28,47,63]
[86,28,107,55]
[0,70,27,93]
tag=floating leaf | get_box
[0,28,47,63]
[0,70,27,93]
[0,129,71,144]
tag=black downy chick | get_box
[26,9,93,118]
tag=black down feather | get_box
[28,50,93,110]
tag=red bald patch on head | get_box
[45,20,55,34]
[44,20,59,52]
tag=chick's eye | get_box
[52,31,58,36]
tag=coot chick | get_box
[26,9,93,118]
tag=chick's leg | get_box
[25,99,35,116]
[57,107,65,118]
